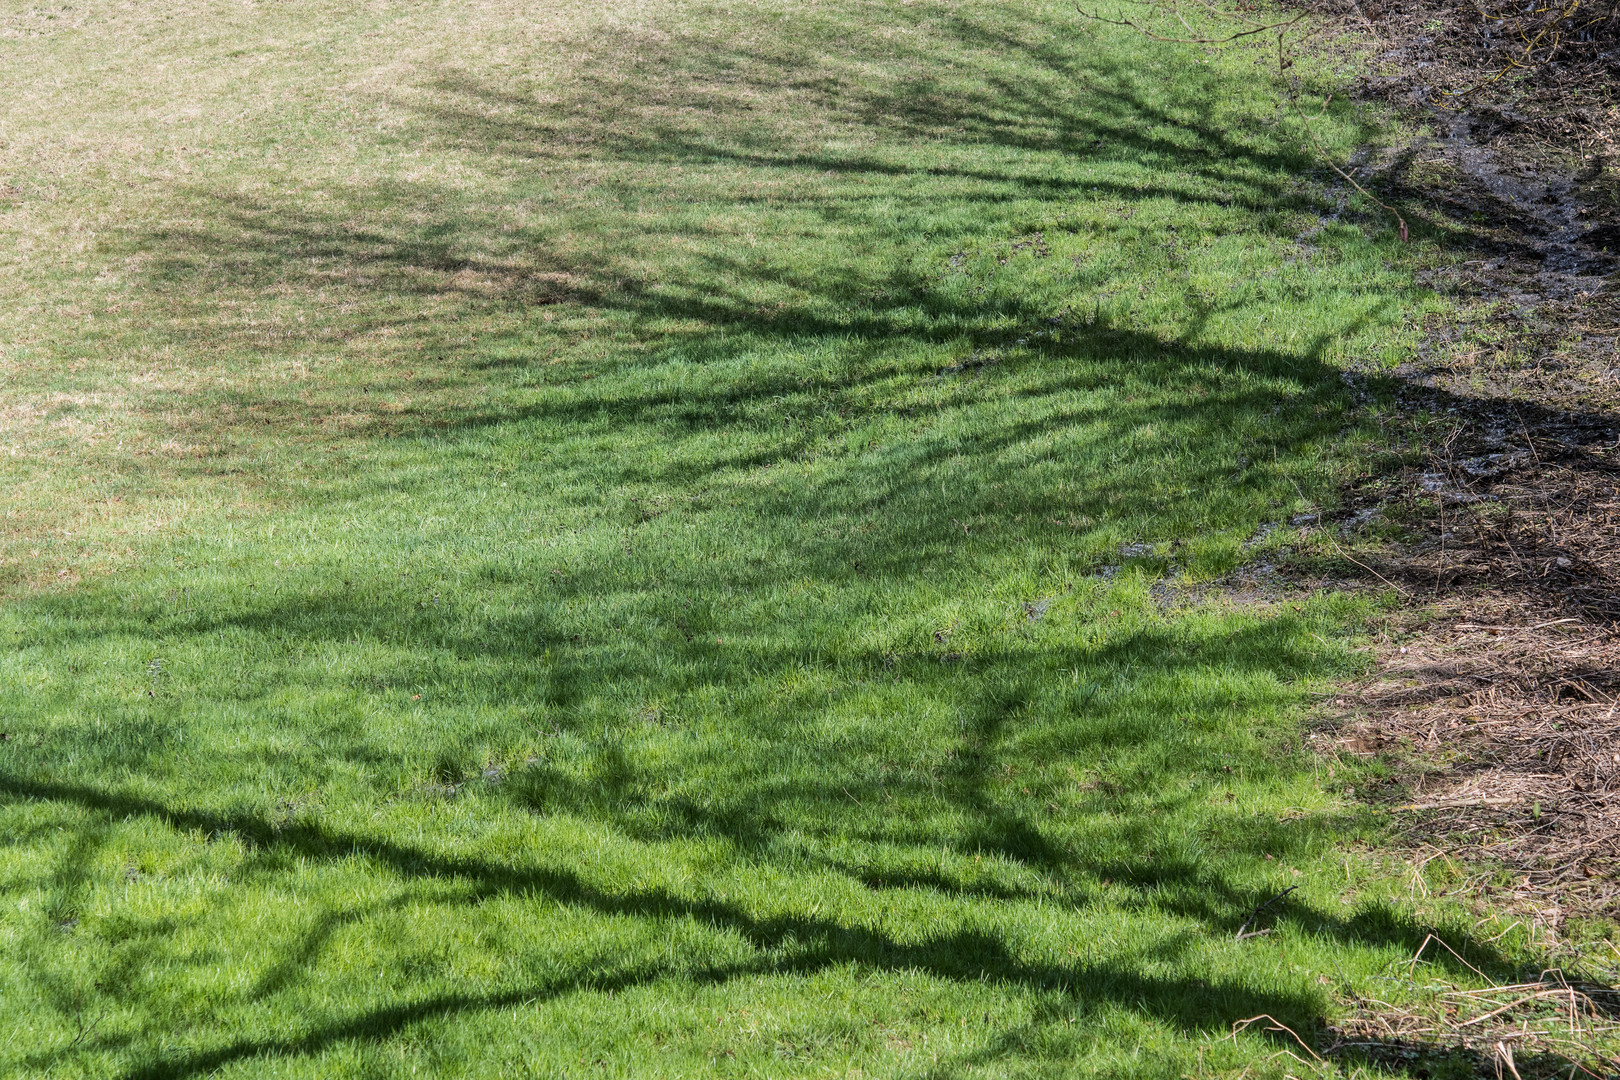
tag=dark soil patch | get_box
[1291,0,1620,935]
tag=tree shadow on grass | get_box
[0,769,1542,1080]
[413,6,1344,207]
[12,4,1617,1076]
[3,521,1559,1076]
[11,344,1608,1075]
[1,582,1565,1075]
[116,3,1417,443]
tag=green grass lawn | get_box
[0,1,1547,1076]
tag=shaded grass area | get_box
[0,0,1548,1076]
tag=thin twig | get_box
[1288,91,1408,240]
[1231,1013,1323,1061]
[1408,932,1491,981]
[1399,794,1524,810]
[1453,619,1582,633]
[1322,528,1410,595]
[1075,0,1305,44]
[1235,884,1299,940]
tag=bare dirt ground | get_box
[1266,5,1620,1071]
[1310,0,1620,912]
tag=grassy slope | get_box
[0,1,1515,1076]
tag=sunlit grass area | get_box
[0,0,1538,1076]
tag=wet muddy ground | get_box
[1260,8,1620,1070]
[1298,2,1620,936]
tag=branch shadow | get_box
[11,3,1617,1077]
[0,771,1542,1080]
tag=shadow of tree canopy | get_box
[0,769,1542,1080]
[4,2,1607,1078]
[117,3,1412,434]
